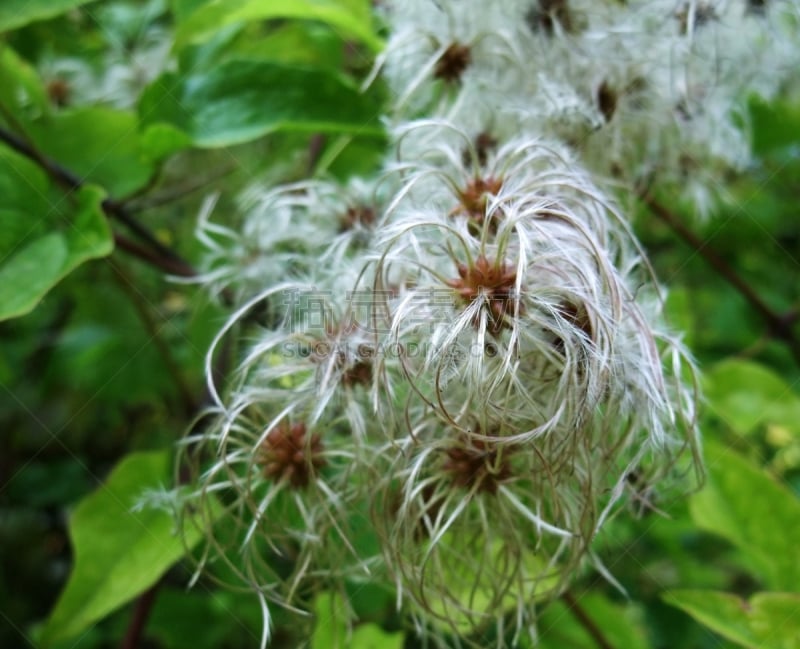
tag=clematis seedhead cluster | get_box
[178,0,799,646]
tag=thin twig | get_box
[114,233,196,278]
[0,120,81,189]
[126,163,238,212]
[642,193,800,364]
[109,263,198,416]
[307,133,327,176]
[561,591,616,649]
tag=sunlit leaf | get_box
[420,534,561,635]
[0,147,111,321]
[663,590,800,649]
[40,452,203,647]
[690,443,800,591]
[0,0,97,33]
[704,359,800,437]
[172,0,213,22]
[26,107,155,198]
[175,0,382,52]
[311,592,403,649]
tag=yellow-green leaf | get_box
[311,592,403,649]
[0,0,98,33]
[40,452,201,647]
[690,443,800,591]
[175,0,382,52]
[0,45,48,123]
[0,147,112,321]
[664,590,800,649]
[704,359,800,437]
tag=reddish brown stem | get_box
[561,591,616,649]
[120,583,159,649]
[114,233,196,278]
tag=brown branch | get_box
[0,122,81,190]
[114,233,196,278]
[642,193,800,364]
[561,591,616,649]
[0,125,195,277]
[120,583,159,649]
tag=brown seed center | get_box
[258,422,325,489]
[434,42,472,84]
[442,436,512,494]
[446,255,519,336]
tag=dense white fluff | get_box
[373,0,800,215]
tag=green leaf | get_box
[0,233,68,321]
[704,359,800,437]
[0,45,48,123]
[689,443,800,591]
[147,589,264,649]
[140,122,194,163]
[40,451,200,647]
[175,0,382,52]
[0,148,112,321]
[176,22,244,73]
[345,581,394,625]
[749,95,800,155]
[663,287,695,349]
[0,0,97,33]
[228,21,345,67]
[26,107,155,198]
[140,60,384,148]
[421,534,560,635]
[172,0,213,22]
[311,592,403,649]
[663,590,800,649]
